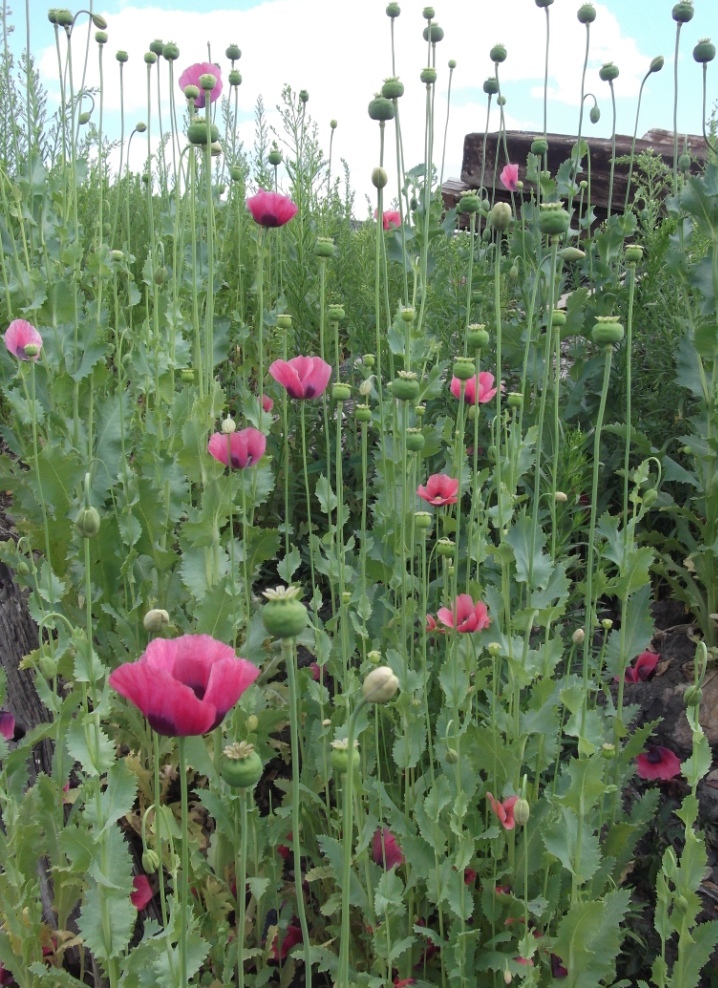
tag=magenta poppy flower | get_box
[372,827,404,869]
[131,874,153,910]
[270,919,302,961]
[437,594,490,633]
[636,745,682,781]
[178,61,222,108]
[450,371,498,405]
[109,635,260,737]
[618,650,660,683]
[500,163,519,192]
[246,189,298,228]
[486,792,518,830]
[374,208,401,230]
[417,473,459,506]
[207,427,266,470]
[262,394,274,413]
[0,964,12,986]
[0,710,16,741]
[269,355,332,399]
[4,319,43,360]
[551,954,568,978]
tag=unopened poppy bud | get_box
[228,70,242,87]
[226,43,241,61]
[229,166,242,182]
[560,246,585,261]
[144,51,157,65]
[497,96,506,107]
[372,167,388,189]
[650,55,665,72]
[332,383,351,401]
[221,416,236,434]
[490,201,512,231]
[555,491,568,502]
[116,50,129,62]
[79,111,91,125]
[162,42,179,60]
[513,798,530,826]
[572,628,585,644]
[445,748,459,763]
[142,849,160,874]
[363,666,400,703]
[684,685,703,707]
[642,488,658,508]
[76,507,100,538]
[590,105,601,124]
[490,43,507,63]
[678,152,691,172]
[135,121,147,133]
[184,84,200,101]
[143,608,170,632]
[246,714,259,732]
[330,119,337,129]
[299,90,309,103]
[109,249,124,262]
[358,376,374,397]
[448,59,457,69]
[414,511,432,530]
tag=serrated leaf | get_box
[505,512,553,588]
[374,869,406,917]
[315,474,336,514]
[77,882,135,961]
[392,716,426,770]
[84,760,138,835]
[542,807,601,884]
[278,546,302,582]
[66,715,115,775]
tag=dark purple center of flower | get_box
[303,386,315,398]
[646,747,663,764]
[259,213,281,227]
[147,713,181,736]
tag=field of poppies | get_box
[0,2,717,987]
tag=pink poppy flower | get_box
[178,61,222,108]
[4,319,43,360]
[130,874,153,910]
[262,394,274,413]
[417,473,459,506]
[374,209,401,230]
[372,827,404,869]
[437,594,490,633]
[0,710,16,741]
[464,868,477,885]
[270,919,303,961]
[619,650,659,683]
[109,635,259,737]
[269,355,332,399]
[500,163,519,192]
[246,189,298,228]
[394,980,416,987]
[551,954,568,978]
[486,791,519,830]
[450,371,498,405]
[0,963,12,986]
[635,745,682,781]
[207,427,266,470]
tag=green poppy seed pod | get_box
[625,244,644,263]
[116,50,129,62]
[332,383,352,401]
[579,179,588,189]
[162,42,179,61]
[268,146,283,166]
[78,111,91,125]
[458,191,481,214]
[56,9,73,27]
[327,303,345,320]
[507,392,523,408]
[368,95,395,121]
[693,39,716,63]
[672,1,694,23]
[95,31,107,44]
[591,316,624,346]
[277,313,292,329]
[229,69,242,87]
[226,43,241,61]
[149,39,164,55]
[180,368,194,382]
[535,0,554,6]
[76,506,101,539]
[650,55,665,72]
[436,538,455,558]
[678,152,691,172]
[531,137,548,155]
[405,428,425,452]
[144,51,157,64]
[355,404,372,423]
[386,2,401,16]
[184,84,200,101]
[420,66,437,84]
[599,62,619,81]
[449,59,457,69]
[684,684,703,708]
[414,403,425,418]
[466,324,489,350]
[23,343,40,358]
[423,23,444,43]
[381,77,404,99]
[577,4,596,23]
[299,89,309,103]
[143,608,170,632]
[483,77,499,96]
[363,353,376,367]
[453,357,476,381]
[490,43,507,63]
[590,105,601,124]
[391,371,420,401]
[363,665,400,703]
[220,742,264,789]
[199,72,217,91]
[551,309,567,326]
[513,798,530,826]
[423,6,435,19]
[400,307,415,323]
[538,202,570,235]
[415,510,432,530]
[230,165,243,181]
[313,237,335,259]
[48,9,59,24]
[222,416,237,434]
[489,201,512,231]
[187,121,220,145]
[601,743,616,760]
[559,246,585,261]
[142,849,160,874]
[372,166,388,188]
[261,585,308,639]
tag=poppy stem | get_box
[177,736,189,988]
[235,788,250,988]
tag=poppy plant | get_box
[500,162,519,191]
[618,650,659,683]
[130,874,153,910]
[437,594,490,633]
[417,473,459,506]
[4,319,43,360]
[375,208,401,230]
[486,792,519,830]
[0,710,15,741]
[372,827,404,869]
[109,635,260,736]
[269,355,332,399]
[635,745,682,781]
[207,427,266,470]
[178,61,222,107]
[450,371,498,404]
[246,189,298,228]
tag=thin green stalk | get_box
[178,737,190,988]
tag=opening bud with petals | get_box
[143,609,170,632]
[363,666,400,703]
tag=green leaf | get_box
[374,869,406,917]
[66,715,115,776]
[542,807,601,884]
[84,760,138,835]
[392,716,426,770]
[672,919,718,988]
[278,546,301,582]
[505,512,553,588]
[604,583,654,678]
[315,474,337,514]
